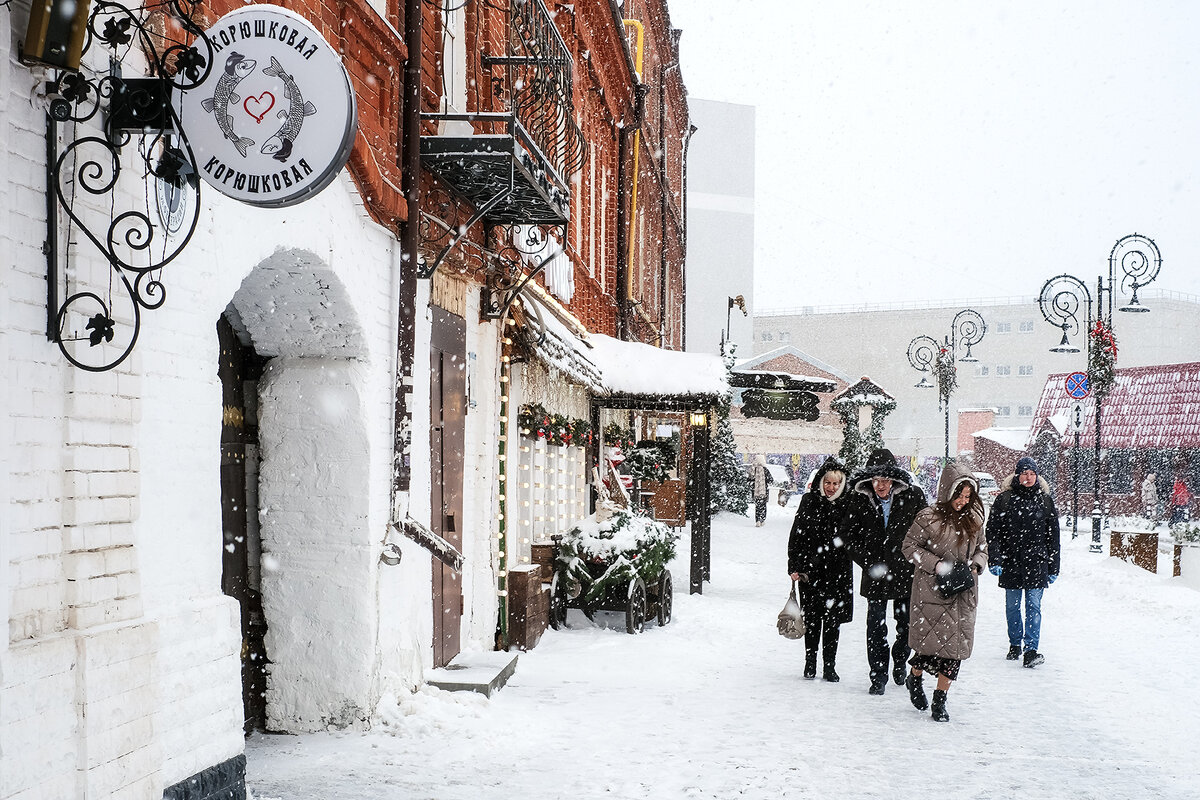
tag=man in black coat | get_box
[986,455,1061,668]
[842,448,929,694]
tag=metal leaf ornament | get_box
[174,47,207,84]
[86,313,116,346]
[102,17,135,47]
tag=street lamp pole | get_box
[724,295,747,356]
[1038,233,1162,554]
[907,309,986,461]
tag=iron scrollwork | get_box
[45,0,214,371]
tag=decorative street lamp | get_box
[1038,233,1163,553]
[722,295,747,355]
[907,309,987,460]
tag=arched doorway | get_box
[218,313,269,734]
[220,251,374,732]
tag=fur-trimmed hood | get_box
[1000,473,1053,495]
[850,448,911,496]
[810,457,848,502]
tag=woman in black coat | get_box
[788,457,853,682]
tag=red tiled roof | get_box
[1030,361,1200,449]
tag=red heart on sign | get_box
[244,92,276,123]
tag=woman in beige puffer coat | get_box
[900,461,988,722]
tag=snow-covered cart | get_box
[548,510,677,634]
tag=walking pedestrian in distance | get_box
[751,454,770,527]
[986,456,1061,668]
[1141,472,1158,524]
[902,462,988,722]
[842,448,928,695]
[1169,475,1192,528]
[788,457,853,682]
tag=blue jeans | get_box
[1005,587,1044,651]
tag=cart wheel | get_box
[548,572,568,630]
[626,577,647,634]
[657,570,673,626]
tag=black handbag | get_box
[934,560,975,598]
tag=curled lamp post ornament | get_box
[906,309,986,460]
[1037,233,1163,553]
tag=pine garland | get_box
[518,403,594,447]
[1089,319,1118,401]
[832,393,897,473]
[935,346,957,404]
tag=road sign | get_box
[1070,401,1086,433]
[1065,371,1091,399]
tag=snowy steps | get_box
[426,651,519,697]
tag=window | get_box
[997,406,1012,416]
[996,365,1012,376]
[995,322,1012,333]
[1019,365,1034,376]
[1019,405,1033,416]
[976,365,990,377]
[1019,320,1035,333]
[515,431,588,565]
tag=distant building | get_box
[1027,362,1200,517]
[685,99,755,356]
[754,291,1200,460]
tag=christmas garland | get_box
[558,511,678,607]
[1089,319,1118,400]
[517,403,594,448]
[935,346,957,403]
[602,422,637,450]
[831,393,897,473]
[621,442,674,483]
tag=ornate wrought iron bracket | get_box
[416,185,514,280]
[38,0,214,371]
[480,248,559,322]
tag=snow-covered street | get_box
[246,503,1200,800]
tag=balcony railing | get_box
[421,0,585,226]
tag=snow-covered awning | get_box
[512,293,727,403]
[514,295,604,392]
[588,334,728,400]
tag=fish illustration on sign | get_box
[260,57,317,163]
[200,52,257,157]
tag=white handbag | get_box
[776,580,806,639]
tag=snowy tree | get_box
[709,349,751,516]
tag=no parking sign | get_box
[1065,371,1090,400]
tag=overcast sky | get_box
[668,1,1200,312]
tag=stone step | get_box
[426,651,519,698]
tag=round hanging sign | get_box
[177,5,358,208]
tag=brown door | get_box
[218,315,269,733]
[430,307,466,667]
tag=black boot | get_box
[1006,645,1022,661]
[930,689,949,722]
[821,623,840,682]
[804,651,817,680]
[906,672,928,710]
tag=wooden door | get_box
[430,308,466,667]
[218,315,269,733]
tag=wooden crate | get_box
[507,565,549,651]
[1110,531,1158,573]
[531,542,556,584]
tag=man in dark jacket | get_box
[842,448,928,694]
[986,455,1061,668]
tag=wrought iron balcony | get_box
[420,113,572,225]
[421,0,585,227]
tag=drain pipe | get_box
[393,0,421,507]
[622,19,645,338]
